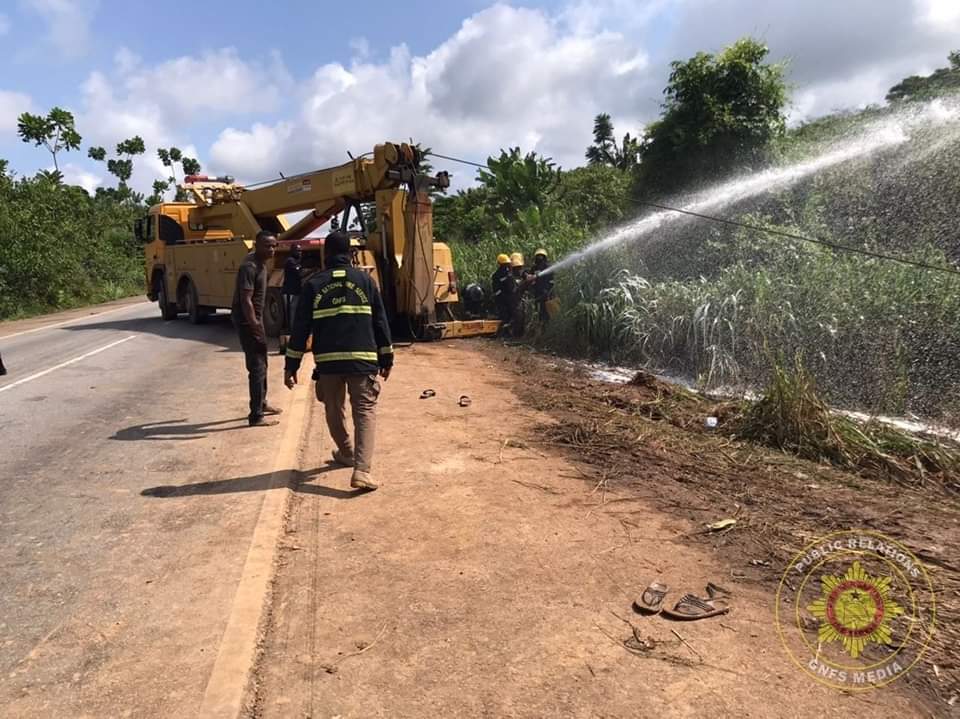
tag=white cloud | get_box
[210,5,653,187]
[349,37,371,62]
[212,122,294,180]
[915,0,960,32]
[122,48,290,121]
[657,0,959,121]
[0,90,35,135]
[114,46,141,75]
[58,162,102,193]
[21,0,98,59]
[71,48,290,193]
[787,63,907,125]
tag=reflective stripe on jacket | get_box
[284,255,393,376]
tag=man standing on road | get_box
[0,351,6,376]
[283,231,393,491]
[232,230,283,427]
[282,243,302,333]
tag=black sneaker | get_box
[249,416,280,427]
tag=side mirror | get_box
[133,218,144,243]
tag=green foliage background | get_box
[437,41,960,421]
[0,162,143,319]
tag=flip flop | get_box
[705,582,732,599]
[661,593,730,621]
[419,389,436,399]
[632,581,669,615]
[458,395,472,407]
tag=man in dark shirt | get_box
[232,230,281,426]
[282,244,302,333]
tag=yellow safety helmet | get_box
[510,252,524,267]
[534,248,548,259]
[497,253,510,265]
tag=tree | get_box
[116,136,146,157]
[107,159,134,185]
[17,107,82,173]
[158,146,185,185]
[181,157,201,176]
[586,113,641,171]
[586,114,616,166]
[147,178,171,205]
[476,147,560,222]
[886,51,960,103]
[92,135,147,197]
[556,164,633,229]
[638,37,788,194]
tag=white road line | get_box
[0,335,137,394]
[199,383,308,718]
[0,302,146,340]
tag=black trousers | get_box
[236,322,268,421]
[283,293,299,332]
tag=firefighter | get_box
[530,248,555,325]
[491,253,511,322]
[507,252,526,337]
[283,230,393,491]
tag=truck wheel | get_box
[157,276,178,321]
[184,280,206,325]
[263,288,284,338]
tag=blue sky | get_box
[1,0,957,194]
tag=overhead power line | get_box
[426,151,960,278]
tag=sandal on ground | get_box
[458,395,472,407]
[661,593,730,621]
[705,582,732,599]
[419,389,436,399]
[633,581,669,615]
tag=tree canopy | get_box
[17,107,82,173]
[585,113,640,171]
[638,37,788,194]
[886,50,960,103]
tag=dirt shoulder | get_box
[251,341,932,718]
[498,342,959,714]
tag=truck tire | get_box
[157,275,178,321]
[183,279,206,325]
[263,288,284,338]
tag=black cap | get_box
[325,230,350,255]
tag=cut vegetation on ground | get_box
[488,341,960,712]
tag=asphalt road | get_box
[0,300,293,717]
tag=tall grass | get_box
[541,230,960,421]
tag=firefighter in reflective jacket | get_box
[283,231,393,491]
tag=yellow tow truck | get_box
[136,141,499,340]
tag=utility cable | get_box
[426,151,960,278]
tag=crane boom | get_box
[139,141,500,341]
